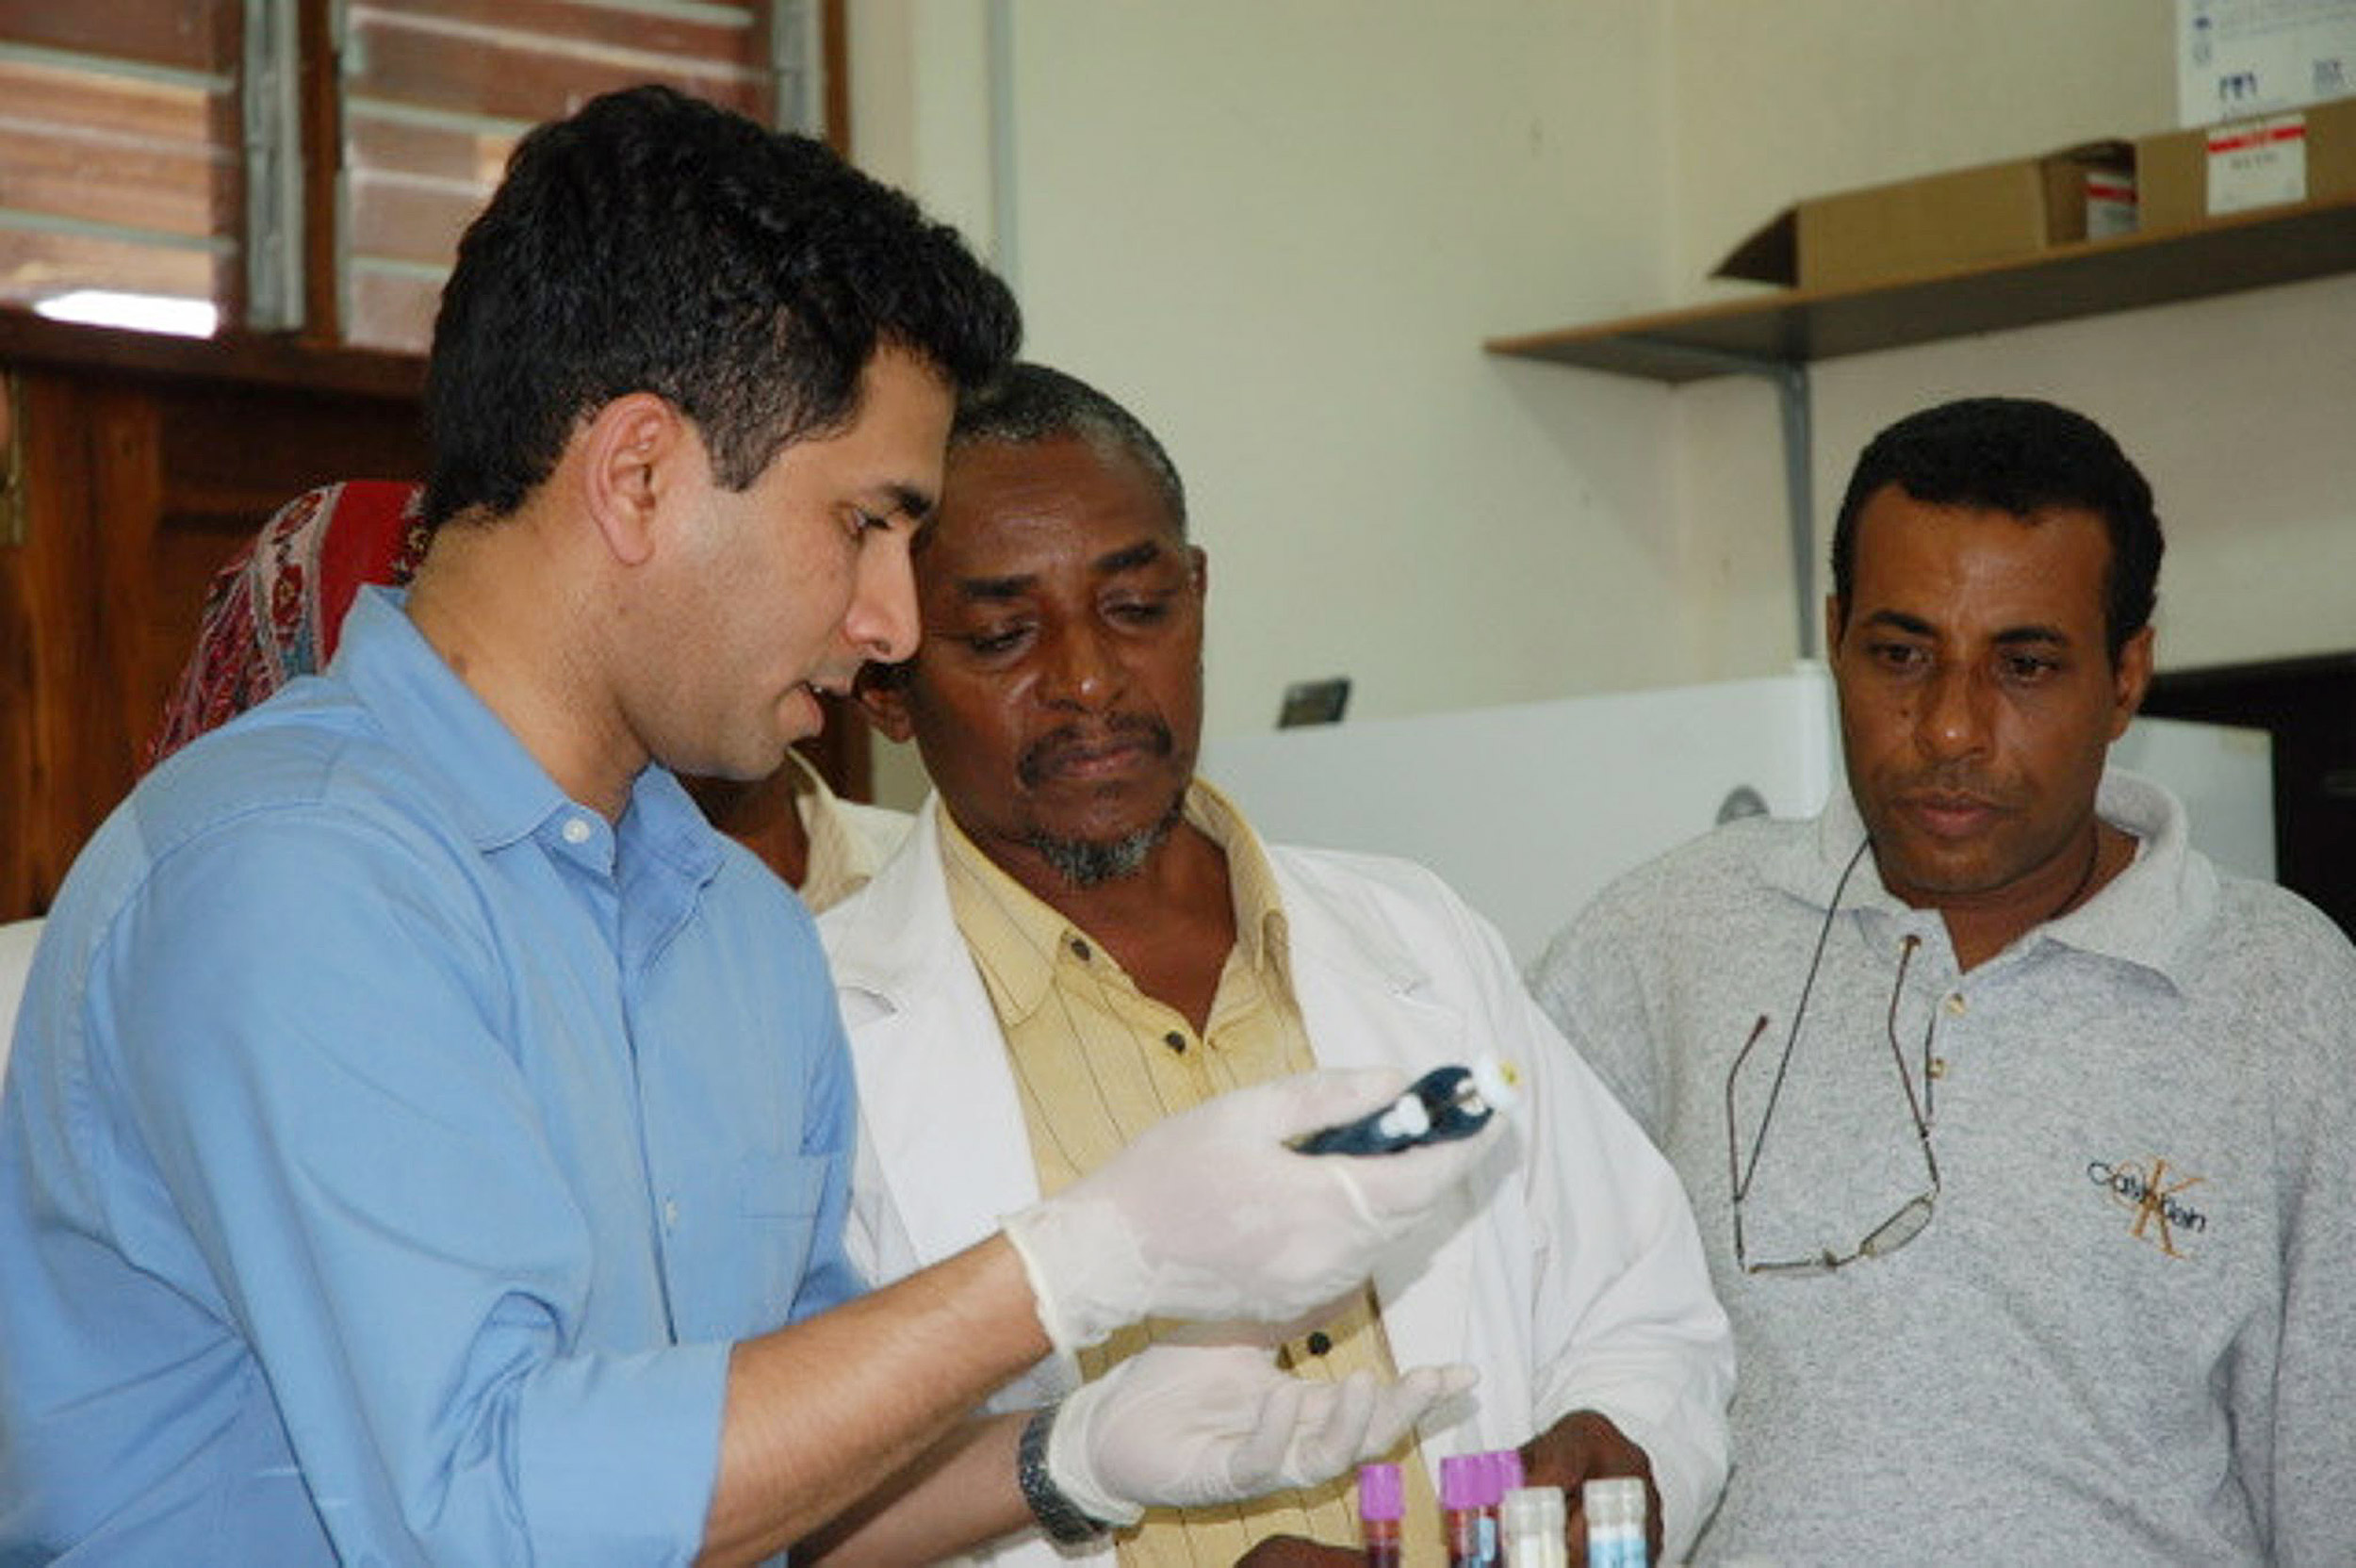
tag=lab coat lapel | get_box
[824,801,1042,1278]
[1272,852,1489,1385]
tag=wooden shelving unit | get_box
[1485,194,2356,382]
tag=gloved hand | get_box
[1001,1068,1504,1355]
[1048,1341,1479,1526]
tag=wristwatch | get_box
[1017,1402,1114,1545]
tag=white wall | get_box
[1669,0,2179,290]
[851,1,1690,805]
[1672,0,2356,681]
[850,2,2356,808]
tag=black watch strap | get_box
[1017,1402,1114,1545]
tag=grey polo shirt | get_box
[1530,772,2356,1566]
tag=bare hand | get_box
[1521,1410,1661,1560]
[1232,1534,1364,1567]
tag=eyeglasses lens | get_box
[1859,1194,1935,1259]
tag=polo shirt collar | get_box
[1765,766,2215,989]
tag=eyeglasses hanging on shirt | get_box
[1723,838,1943,1277]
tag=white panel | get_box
[2114,713,2276,879]
[1203,668,1839,966]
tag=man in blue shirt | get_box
[0,88,1491,1566]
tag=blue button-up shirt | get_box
[0,589,860,1565]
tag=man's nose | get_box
[1039,619,1121,709]
[1915,662,1992,760]
[846,536,919,664]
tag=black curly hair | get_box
[421,85,1021,528]
[1831,397,2163,663]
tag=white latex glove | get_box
[1048,1341,1479,1526]
[1002,1068,1503,1355]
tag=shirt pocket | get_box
[733,1150,837,1324]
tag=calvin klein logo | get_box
[2086,1158,2208,1259]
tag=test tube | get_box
[1475,1450,1513,1565]
[1440,1454,1483,1568]
[1486,1446,1524,1551]
[1501,1485,1568,1568]
[1358,1462,1403,1568]
[1580,1477,1648,1568]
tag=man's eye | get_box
[1107,596,1171,625]
[2001,653,2059,682]
[1869,642,1926,671]
[962,625,1029,656]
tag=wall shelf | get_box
[1484,194,2356,383]
[1482,194,2356,657]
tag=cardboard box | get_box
[1715,142,2135,292]
[2135,94,2356,234]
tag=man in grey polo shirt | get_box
[1530,396,2356,1565]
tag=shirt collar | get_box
[935,804,1065,1022]
[782,749,886,912]
[1185,778,1291,983]
[932,777,1291,1022]
[2040,770,2217,986]
[1766,766,2214,988]
[332,588,722,887]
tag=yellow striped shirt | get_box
[939,782,1443,1567]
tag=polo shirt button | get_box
[563,817,592,845]
[663,1198,680,1228]
[1944,992,1967,1017]
[1164,1031,1187,1053]
[1069,938,1091,961]
[1304,1331,1333,1357]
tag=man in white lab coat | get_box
[821,363,1733,1566]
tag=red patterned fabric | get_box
[143,481,430,772]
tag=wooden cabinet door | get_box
[0,335,427,921]
[0,318,882,923]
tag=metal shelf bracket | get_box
[1626,338,1815,659]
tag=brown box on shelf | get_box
[2135,95,2356,236]
[1715,140,2135,292]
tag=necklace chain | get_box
[2047,825,2104,924]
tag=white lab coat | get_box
[0,918,41,1086]
[819,800,1732,1564]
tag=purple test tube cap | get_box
[1471,1450,1501,1507]
[1438,1453,1480,1511]
[1358,1462,1404,1522]
[1486,1447,1525,1501]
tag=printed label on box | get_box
[2179,0,2356,124]
[2206,113,2311,212]
[2086,172,2139,238]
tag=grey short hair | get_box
[948,362,1186,536]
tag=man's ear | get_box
[1823,594,1845,659]
[579,393,686,567]
[1188,544,1208,600]
[856,668,917,743]
[2108,625,2156,741]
